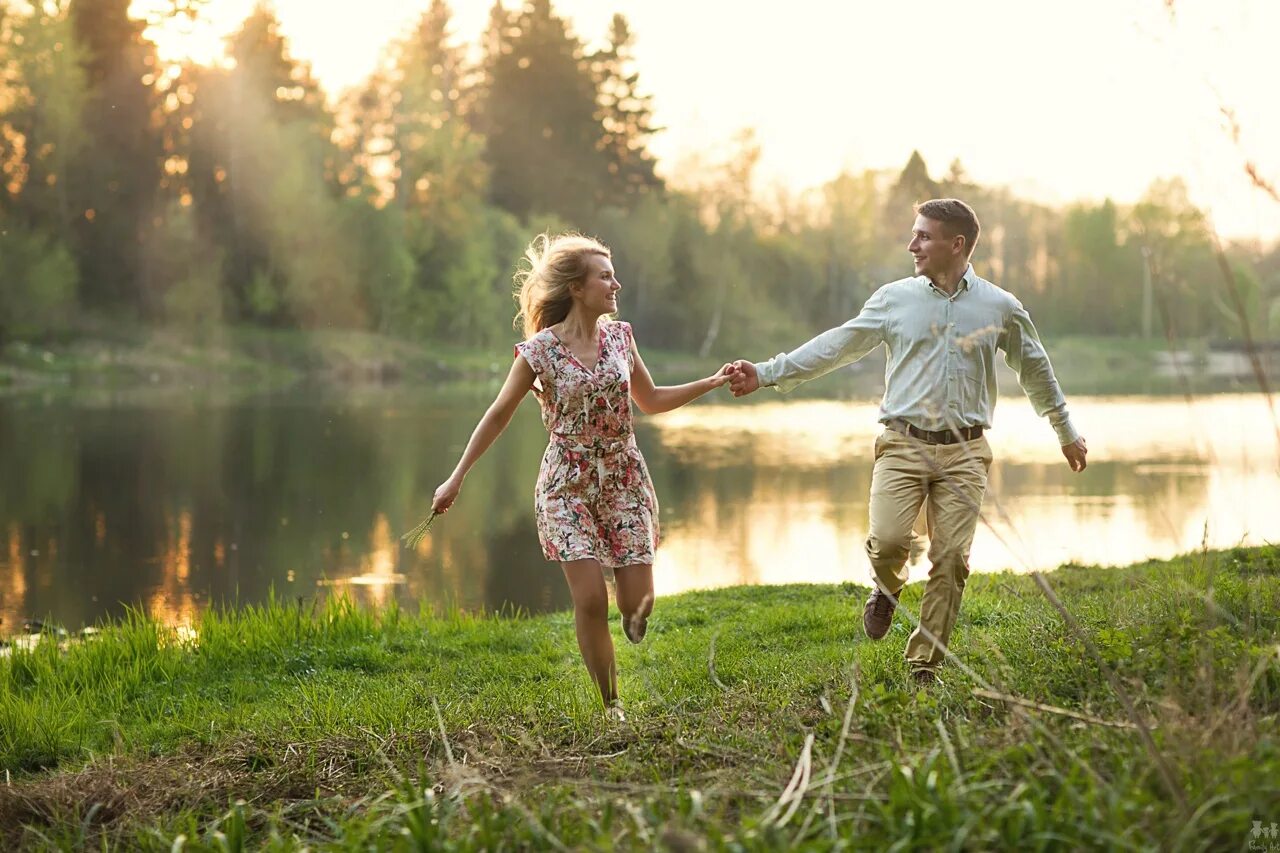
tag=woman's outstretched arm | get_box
[628,337,732,416]
[432,355,536,513]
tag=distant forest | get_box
[3,0,1278,356]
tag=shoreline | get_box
[4,326,1276,398]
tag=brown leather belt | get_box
[887,421,984,445]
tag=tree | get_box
[589,14,661,206]
[1057,200,1140,334]
[170,4,359,326]
[68,0,164,313]
[941,158,972,194]
[1127,178,1219,338]
[878,150,939,274]
[475,0,607,225]
[1,1,89,232]
[140,199,224,332]
[886,150,938,218]
[345,0,512,344]
[0,225,79,340]
[0,1,84,340]
[811,169,884,325]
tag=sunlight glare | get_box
[130,0,232,68]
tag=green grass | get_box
[2,547,1279,850]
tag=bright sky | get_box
[132,0,1280,241]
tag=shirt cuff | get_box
[753,360,779,389]
[1053,417,1080,446]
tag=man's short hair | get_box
[915,198,981,257]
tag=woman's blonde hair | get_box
[513,233,611,339]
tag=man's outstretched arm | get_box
[728,286,892,397]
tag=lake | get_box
[1,387,1277,636]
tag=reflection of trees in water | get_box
[644,428,1219,581]
[481,516,566,615]
[0,404,180,630]
[0,395,554,631]
[642,430,882,583]
[645,431,876,527]
[398,399,549,613]
[0,393,1244,634]
[990,459,1210,544]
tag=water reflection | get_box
[649,395,1277,591]
[317,515,406,609]
[147,509,198,631]
[0,391,1275,635]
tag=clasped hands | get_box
[712,360,760,398]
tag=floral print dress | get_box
[515,320,659,567]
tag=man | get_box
[728,198,1088,686]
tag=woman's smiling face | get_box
[576,253,621,314]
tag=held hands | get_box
[709,363,737,389]
[1062,437,1088,472]
[727,360,760,397]
[431,475,463,514]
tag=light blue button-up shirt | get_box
[754,265,1080,446]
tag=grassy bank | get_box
[1,323,1247,398]
[2,547,1278,849]
[0,323,721,395]
[0,325,501,393]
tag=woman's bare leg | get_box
[561,558,617,704]
[614,563,654,644]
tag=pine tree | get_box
[589,14,660,207]
[887,150,939,215]
[475,0,607,225]
[878,150,940,274]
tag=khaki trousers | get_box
[865,428,993,673]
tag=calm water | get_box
[1,388,1277,636]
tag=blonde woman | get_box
[431,233,734,718]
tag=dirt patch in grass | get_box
[0,718,677,845]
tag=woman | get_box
[430,233,733,719]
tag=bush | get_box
[0,225,78,340]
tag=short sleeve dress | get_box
[514,320,659,567]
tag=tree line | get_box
[2,0,1278,356]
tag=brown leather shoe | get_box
[862,588,897,640]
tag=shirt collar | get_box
[923,265,977,296]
